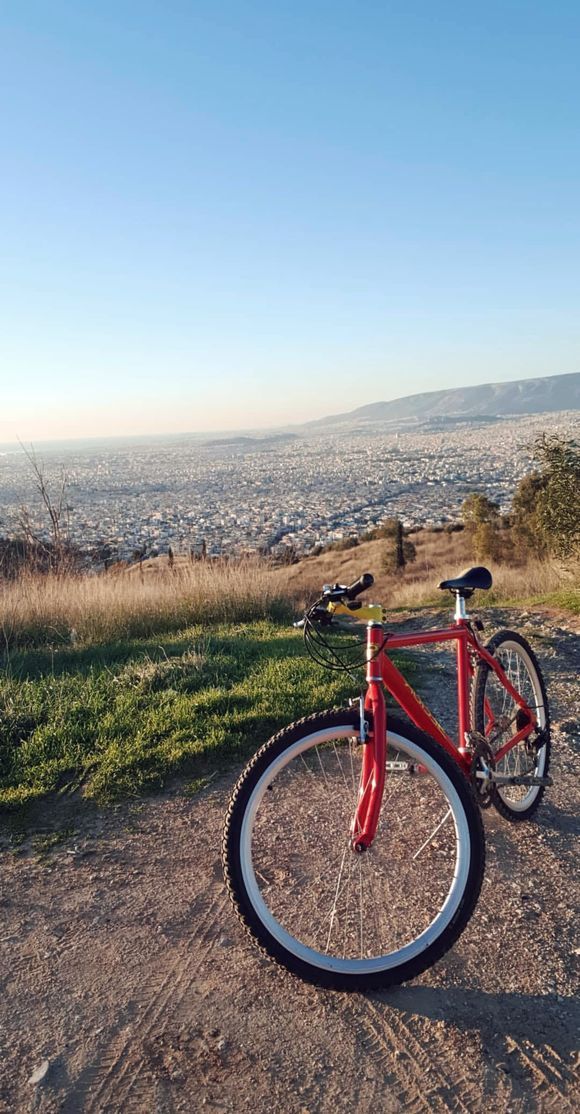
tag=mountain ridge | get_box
[307,371,580,428]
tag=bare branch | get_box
[17,440,72,571]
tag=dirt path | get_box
[1,609,578,1113]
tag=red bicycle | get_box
[223,568,551,991]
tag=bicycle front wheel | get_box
[223,709,485,991]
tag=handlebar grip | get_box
[344,572,374,601]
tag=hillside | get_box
[126,528,574,614]
[308,371,580,429]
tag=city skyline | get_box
[2,3,580,441]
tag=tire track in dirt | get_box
[346,996,480,1114]
[345,998,485,1114]
[117,890,228,1111]
[505,1036,579,1112]
[77,886,227,1113]
[352,983,579,1114]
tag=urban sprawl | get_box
[0,412,578,565]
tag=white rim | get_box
[489,641,547,812]
[239,726,472,975]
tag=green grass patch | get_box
[31,827,77,855]
[0,621,414,810]
[521,589,580,614]
[386,587,580,615]
[487,588,580,614]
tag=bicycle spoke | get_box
[299,754,316,779]
[325,843,350,953]
[332,742,351,794]
[412,808,452,860]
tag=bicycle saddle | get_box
[438,566,493,594]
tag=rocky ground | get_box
[0,607,578,1113]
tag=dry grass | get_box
[0,559,297,650]
[276,529,575,611]
[273,529,472,607]
[1,531,576,652]
[385,557,569,609]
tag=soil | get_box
[1,607,578,1113]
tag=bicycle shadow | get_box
[369,985,579,1105]
[374,984,578,1046]
[483,799,580,876]
[536,799,580,837]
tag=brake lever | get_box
[295,604,335,629]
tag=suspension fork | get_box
[351,623,386,851]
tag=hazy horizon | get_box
[2,3,580,442]
[0,369,577,450]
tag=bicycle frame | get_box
[352,612,539,850]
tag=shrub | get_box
[461,493,507,562]
[512,471,548,557]
[535,435,580,559]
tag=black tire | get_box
[223,709,485,991]
[472,630,551,822]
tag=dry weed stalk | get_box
[0,559,297,649]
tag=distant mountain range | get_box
[309,372,580,430]
[204,433,298,448]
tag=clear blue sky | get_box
[1,1,579,440]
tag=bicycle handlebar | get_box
[344,572,374,600]
[293,573,379,630]
[322,572,374,603]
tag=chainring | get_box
[470,739,496,810]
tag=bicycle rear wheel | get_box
[472,630,550,821]
[223,709,485,991]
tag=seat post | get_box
[454,591,471,753]
[454,591,468,622]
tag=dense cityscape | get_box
[0,411,578,564]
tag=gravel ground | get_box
[0,607,578,1113]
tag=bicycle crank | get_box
[488,772,553,787]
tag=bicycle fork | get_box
[351,623,386,852]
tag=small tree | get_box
[17,443,78,573]
[535,435,580,559]
[461,493,503,562]
[278,543,300,565]
[381,518,416,573]
[512,471,548,557]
